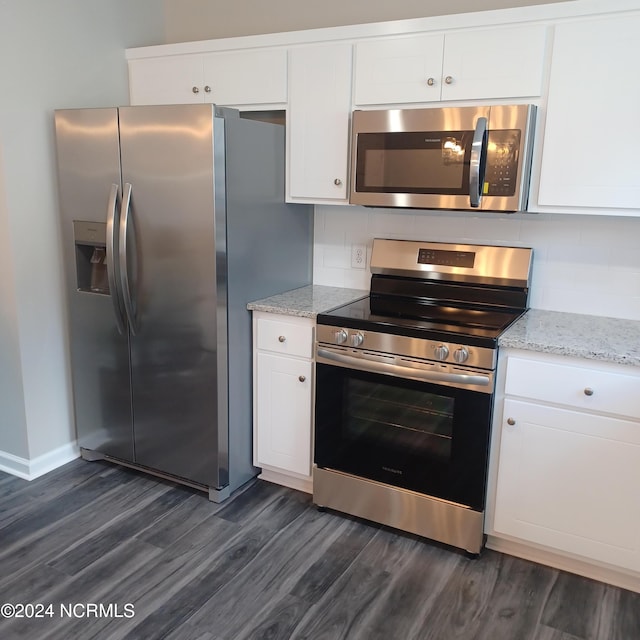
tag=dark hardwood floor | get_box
[0,459,638,640]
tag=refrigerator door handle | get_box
[106,183,127,335]
[119,182,139,335]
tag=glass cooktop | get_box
[317,296,524,348]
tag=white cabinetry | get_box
[253,312,314,492]
[287,43,353,203]
[489,350,640,589]
[537,14,640,212]
[354,25,547,106]
[129,55,203,105]
[128,48,287,107]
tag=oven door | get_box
[314,354,493,511]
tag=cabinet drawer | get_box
[505,356,640,420]
[256,317,313,358]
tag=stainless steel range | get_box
[313,238,532,554]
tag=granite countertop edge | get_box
[499,308,640,368]
[247,284,368,319]
[249,292,640,367]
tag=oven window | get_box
[345,379,454,461]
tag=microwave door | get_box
[349,105,535,212]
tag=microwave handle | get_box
[470,117,488,208]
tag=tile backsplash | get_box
[313,206,640,321]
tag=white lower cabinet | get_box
[489,350,640,590]
[252,312,314,492]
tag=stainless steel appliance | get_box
[349,104,536,212]
[314,239,532,554]
[54,104,312,501]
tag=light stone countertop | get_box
[247,285,368,319]
[499,308,640,367]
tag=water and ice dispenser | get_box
[73,221,109,294]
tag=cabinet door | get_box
[128,55,204,105]
[202,48,287,106]
[538,15,640,210]
[494,398,640,572]
[287,43,352,202]
[255,352,313,477]
[441,25,547,101]
[354,34,444,105]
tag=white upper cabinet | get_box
[441,26,547,101]
[354,34,444,105]
[201,49,287,106]
[129,55,204,105]
[287,43,353,203]
[537,14,640,211]
[128,48,287,107]
[354,25,548,106]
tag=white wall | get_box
[163,0,572,41]
[0,0,165,476]
[0,144,28,458]
[314,207,640,321]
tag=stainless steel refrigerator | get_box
[54,104,312,501]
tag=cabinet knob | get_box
[426,77,436,86]
[584,387,594,396]
[507,417,516,426]
[204,85,212,93]
[278,335,286,343]
[444,75,454,85]
[298,375,306,383]
[192,86,200,94]
[334,178,342,186]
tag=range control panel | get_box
[316,325,496,371]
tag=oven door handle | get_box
[317,348,491,387]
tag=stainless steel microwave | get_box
[349,104,536,212]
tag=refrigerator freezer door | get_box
[118,105,224,488]
[54,109,134,460]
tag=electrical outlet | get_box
[351,244,366,269]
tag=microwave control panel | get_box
[484,130,521,197]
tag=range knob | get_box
[334,329,348,345]
[453,347,469,364]
[350,332,364,347]
[433,344,449,361]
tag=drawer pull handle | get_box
[506,418,516,426]
[278,335,286,343]
[298,375,306,382]
[584,387,594,396]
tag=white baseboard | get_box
[486,534,640,594]
[0,442,80,481]
[258,468,312,494]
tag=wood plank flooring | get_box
[0,459,638,640]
